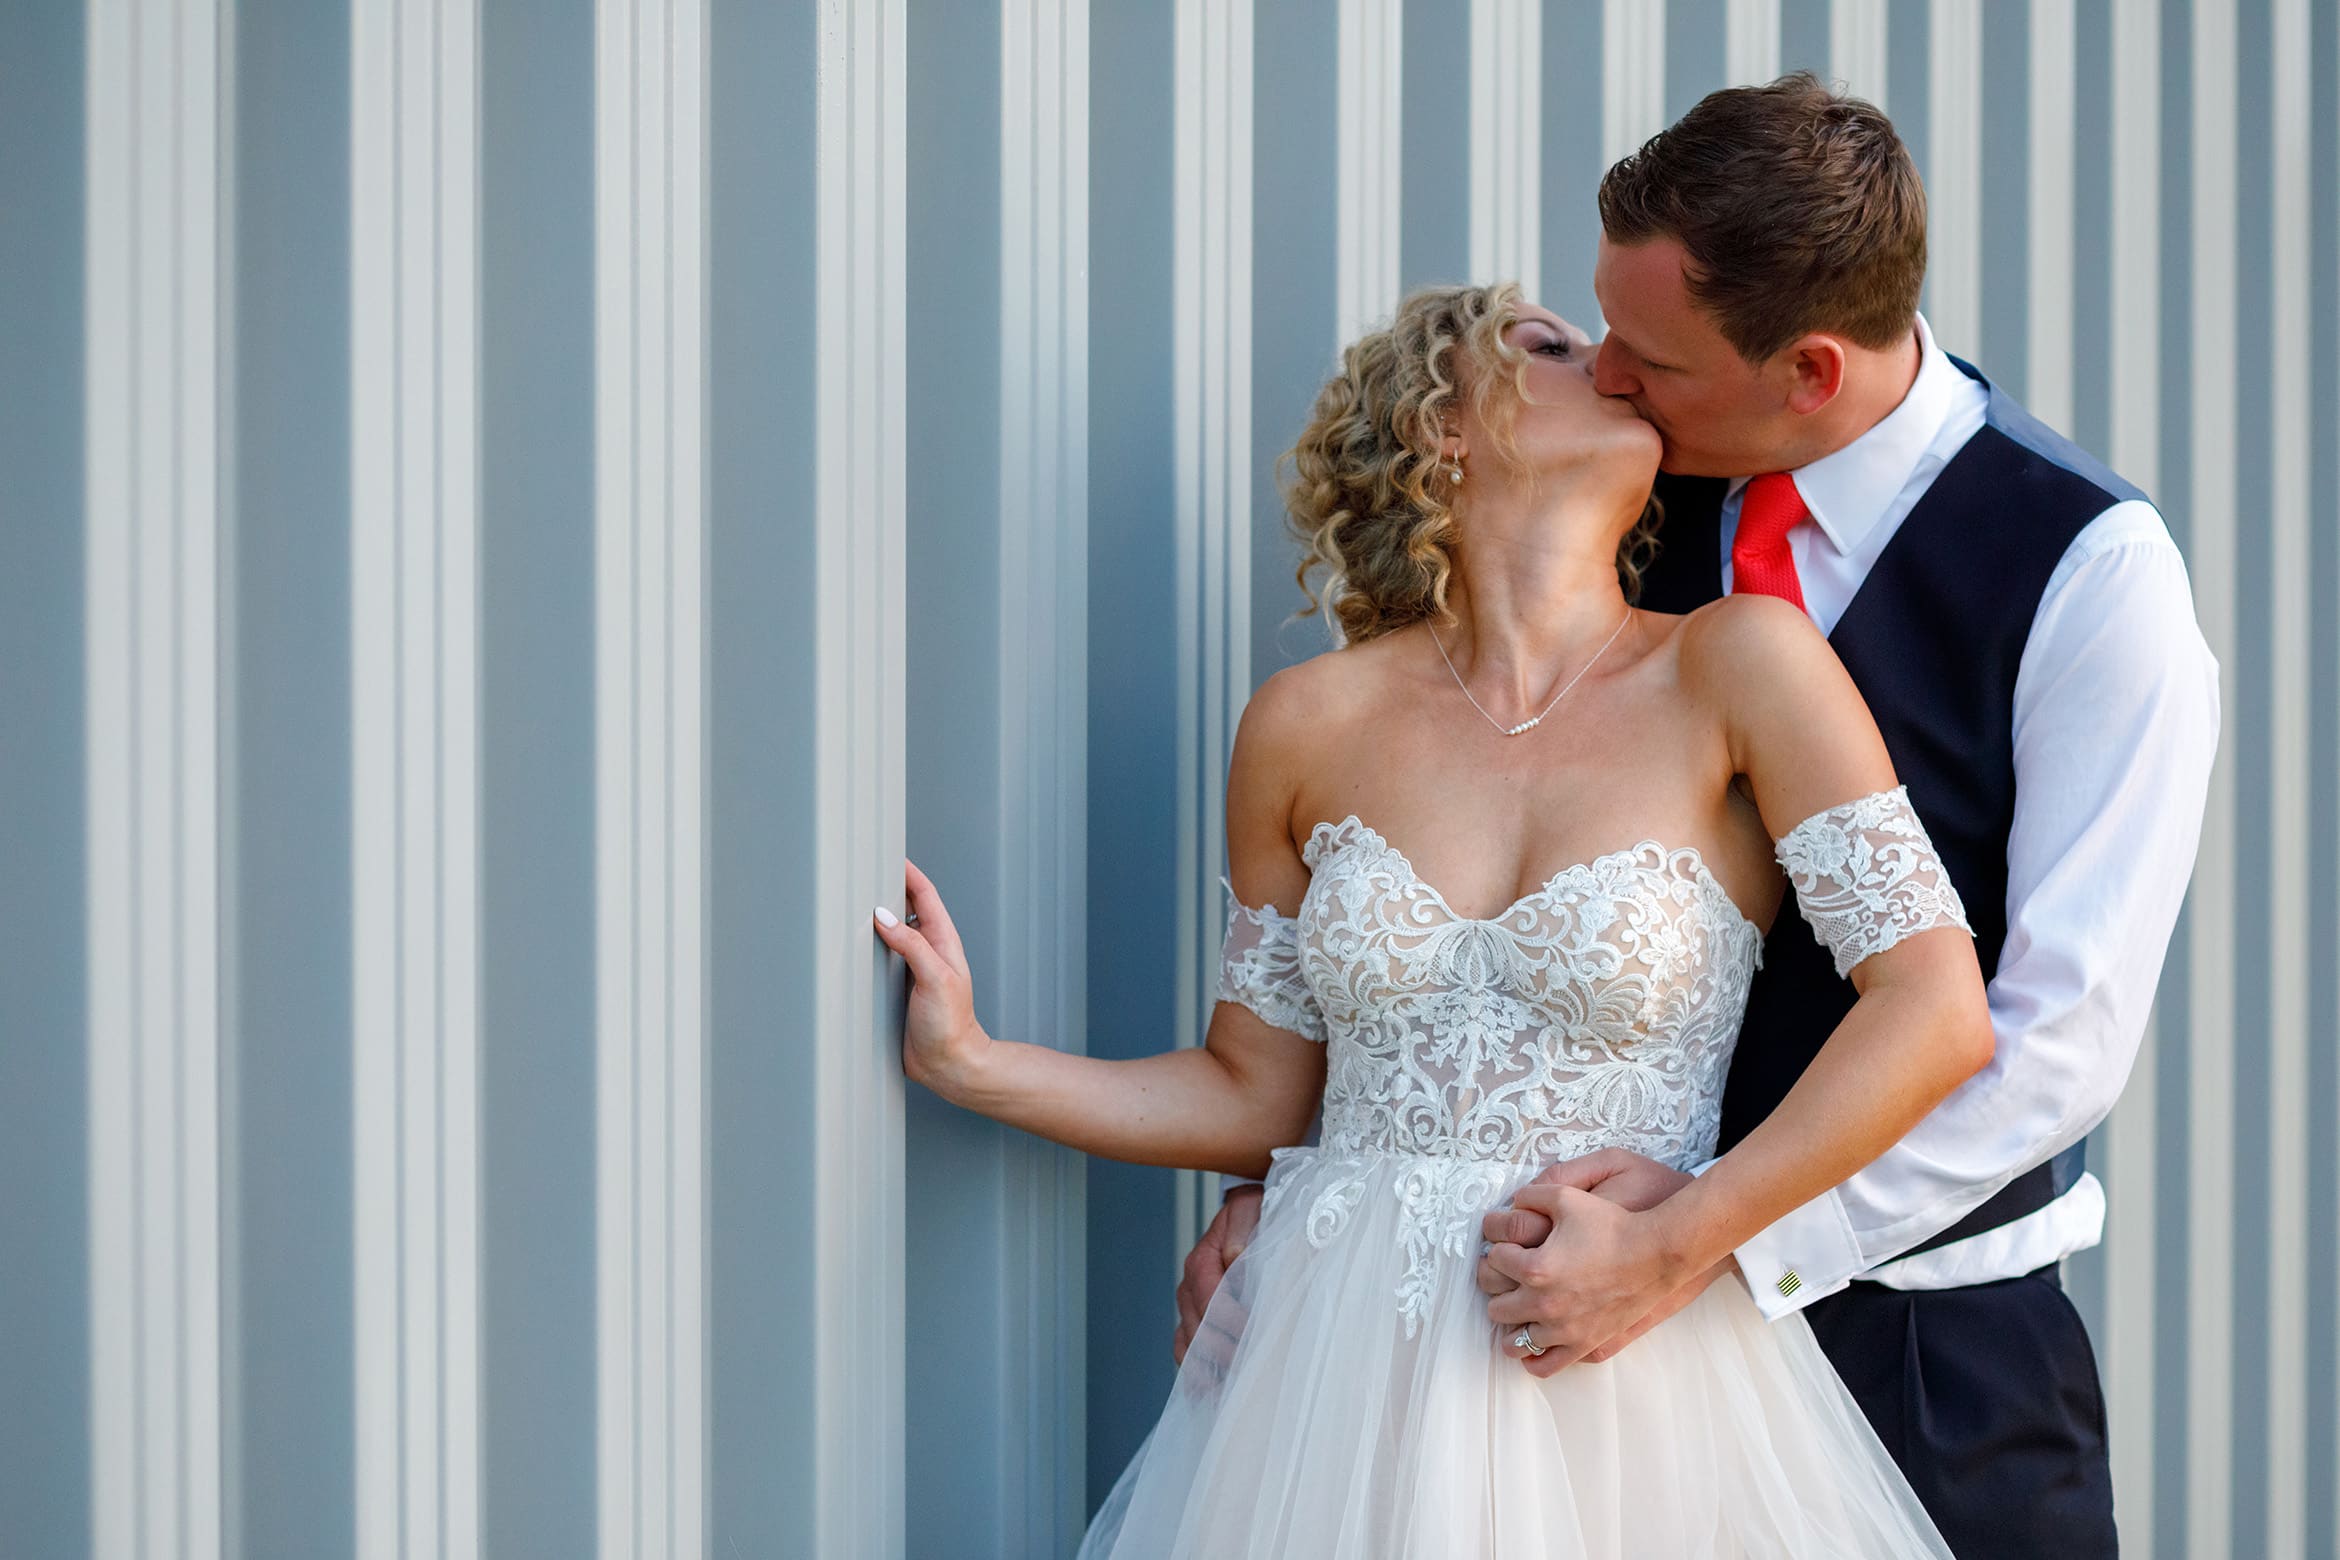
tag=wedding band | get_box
[1512,1328,1545,1357]
[904,911,921,927]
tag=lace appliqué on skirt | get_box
[1774,785,1974,978]
[1262,1150,1521,1338]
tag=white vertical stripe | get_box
[1923,2,1980,358]
[1336,0,1402,346]
[809,0,907,1553]
[998,0,1090,1549]
[2265,2,2312,1553]
[2025,0,2076,434]
[85,2,225,1554]
[2186,0,2239,1551]
[1725,0,1781,86]
[1601,0,1666,168]
[351,2,481,1555]
[1171,0,1254,1257]
[2330,48,2340,1556]
[1828,0,1888,111]
[1470,0,1539,290]
[595,1,708,1555]
[2097,5,2161,1550]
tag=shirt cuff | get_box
[1218,1174,1265,1201]
[1728,1186,1866,1319]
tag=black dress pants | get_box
[1802,1264,2118,1559]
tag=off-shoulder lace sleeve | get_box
[1215,879,1328,1043]
[1773,786,1974,978]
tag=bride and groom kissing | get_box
[874,72,2215,1557]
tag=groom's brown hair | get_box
[1598,72,1926,363]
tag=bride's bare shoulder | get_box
[1231,635,1403,784]
[1225,642,1386,867]
[1669,594,1836,698]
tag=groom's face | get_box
[1591,236,1796,479]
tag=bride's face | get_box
[1465,305,1663,491]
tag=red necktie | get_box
[1732,471,1809,612]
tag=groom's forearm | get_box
[1640,943,1993,1284]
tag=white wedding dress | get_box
[1078,787,1965,1559]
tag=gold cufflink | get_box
[1775,1270,1802,1298]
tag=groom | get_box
[1176,76,2216,1556]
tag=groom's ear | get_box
[1779,335,1848,417]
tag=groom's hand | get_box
[1575,1255,1737,1363]
[1173,1184,1263,1364]
[1476,1149,1701,1378]
[1480,1148,1697,1259]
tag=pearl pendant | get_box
[1506,717,1539,735]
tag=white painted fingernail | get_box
[874,906,899,927]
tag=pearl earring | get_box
[1447,453,1464,485]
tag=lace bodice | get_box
[1216,787,1971,1331]
[1228,817,1764,1174]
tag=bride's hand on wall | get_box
[873,859,989,1098]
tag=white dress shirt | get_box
[1714,315,2221,1318]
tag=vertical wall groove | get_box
[594,1,706,1554]
[2,0,92,1550]
[2320,14,2340,1551]
[1538,0,1603,327]
[2184,0,2239,1551]
[2025,0,2076,432]
[2263,0,2310,1552]
[810,0,906,1553]
[998,0,1091,1549]
[1922,0,1980,357]
[2095,2,2163,1548]
[1829,0,1888,107]
[477,0,597,1544]
[350,2,480,1555]
[1170,0,1254,1256]
[85,1,225,1554]
[1725,0,1781,85]
[1602,0,1666,167]
[1469,0,1539,290]
[1336,0,1402,347]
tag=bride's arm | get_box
[875,682,1327,1180]
[1486,595,1993,1367]
[1647,595,1997,1263]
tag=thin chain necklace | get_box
[1427,609,1631,737]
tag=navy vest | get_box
[1639,358,2145,1256]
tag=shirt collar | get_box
[1728,313,1964,555]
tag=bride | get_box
[874,282,1985,1557]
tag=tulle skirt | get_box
[1078,1147,1952,1559]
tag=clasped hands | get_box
[1476,1147,1736,1380]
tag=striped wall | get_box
[0,0,922,1553]
[0,3,2331,1559]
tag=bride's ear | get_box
[1781,336,1848,416]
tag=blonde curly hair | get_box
[1285,281,1664,646]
